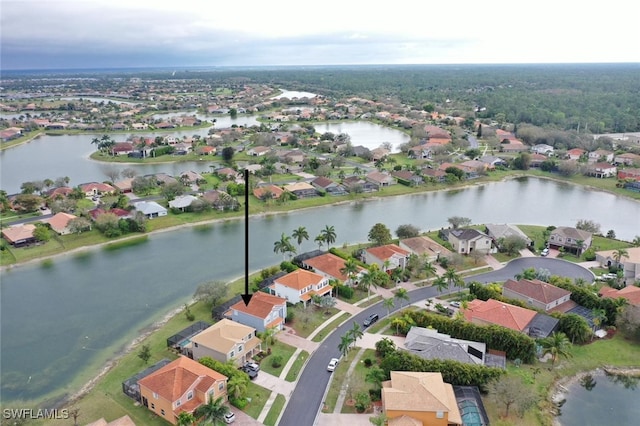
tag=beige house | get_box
[190,319,262,366]
[400,236,451,262]
[382,371,462,426]
[596,247,640,281]
[445,228,493,254]
[45,212,77,235]
[548,227,592,255]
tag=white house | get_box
[269,269,332,305]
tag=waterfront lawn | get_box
[287,304,340,338]
[263,393,286,426]
[285,350,309,382]
[257,340,296,377]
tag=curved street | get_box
[278,256,594,426]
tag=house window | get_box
[153,392,158,399]
[151,403,155,410]
[247,333,252,340]
[238,345,243,353]
[219,382,225,391]
[176,400,181,407]
[161,409,165,416]
[187,391,193,400]
[230,350,234,357]
[194,342,198,348]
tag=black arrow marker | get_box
[241,168,253,306]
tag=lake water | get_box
[313,121,410,152]
[558,372,640,426]
[1,177,639,405]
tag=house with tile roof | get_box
[269,268,332,305]
[1,223,36,246]
[462,298,558,337]
[404,327,486,366]
[190,319,262,366]
[502,279,572,312]
[399,236,451,262]
[382,371,462,426]
[444,228,493,255]
[599,285,640,307]
[225,291,287,332]
[548,226,592,255]
[566,148,587,160]
[595,247,640,281]
[484,224,531,248]
[137,356,228,425]
[618,168,640,181]
[301,252,366,285]
[253,184,284,200]
[588,149,614,163]
[283,182,318,198]
[363,244,411,271]
[614,153,640,166]
[45,212,77,235]
[366,171,396,188]
[79,182,116,197]
[586,162,617,178]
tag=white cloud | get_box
[1,0,638,69]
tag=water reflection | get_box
[580,374,597,391]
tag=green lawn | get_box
[262,393,286,426]
[257,340,296,378]
[287,305,340,338]
[285,350,309,382]
[244,382,272,419]
[340,348,378,414]
[357,295,383,308]
[311,312,351,343]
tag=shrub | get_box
[368,388,382,402]
[286,310,295,322]
[230,397,248,409]
[280,261,298,272]
[271,355,283,368]
[363,358,373,367]
[336,284,354,299]
[354,391,371,413]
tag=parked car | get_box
[224,411,235,424]
[363,313,379,327]
[450,301,461,308]
[244,362,260,372]
[239,362,259,379]
[541,248,549,256]
[327,358,339,372]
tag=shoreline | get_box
[2,173,638,273]
[550,367,640,426]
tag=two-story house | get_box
[363,244,410,271]
[137,356,228,425]
[548,226,592,255]
[301,252,366,286]
[444,228,493,255]
[269,269,332,306]
[190,319,262,366]
[502,279,572,312]
[226,291,287,333]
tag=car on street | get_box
[540,248,549,256]
[224,411,235,424]
[363,313,379,327]
[450,301,461,308]
[327,358,339,372]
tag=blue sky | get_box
[1,0,638,70]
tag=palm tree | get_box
[540,332,573,367]
[292,226,309,249]
[320,225,337,250]
[591,308,607,331]
[339,334,353,357]
[347,321,364,349]
[613,248,629,265]
[359,269,378,299]
[259,326,277,350]
[383,297,395,317]
[432,276,448,293]
[314,234,325,250]
[444,268,463,288]
[227,375,248,401]
[339,258,359,285]
[394,288,409,309]
[422,261,437,279]
[632,236,640,247]
[273,233,295,259]
[195,396,229,425]
[365,366,386,390]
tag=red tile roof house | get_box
[301,252,366,286]
[566,148,587,161]
[225,291,288,332]
[80,182,116,197]
[586,162,617,178]
[1,224,36,247]
[599,285,640,307]
[618,168,640,181]
[363,244,411,272]
[462,299,538,333]
[269,269,332,306]
[137,356,228,425]
[110,142,134,156]
[45,212,77,235]
[253,184,284,200]
[502,279,573,312]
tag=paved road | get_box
[279,257,593,426]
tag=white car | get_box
[224,411,235,424]
[327,358,339,372]
[540,248,549,257]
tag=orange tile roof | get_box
[366,244,409,262]
[1,224,36,243]
[276,269,325,290]
[303,253,365,281]
[462,299,537,332]
[46,212,76,232]
[253,185,284,199]
[599,286,640,306]
[229,291,286,319]
[137,356,226,402]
